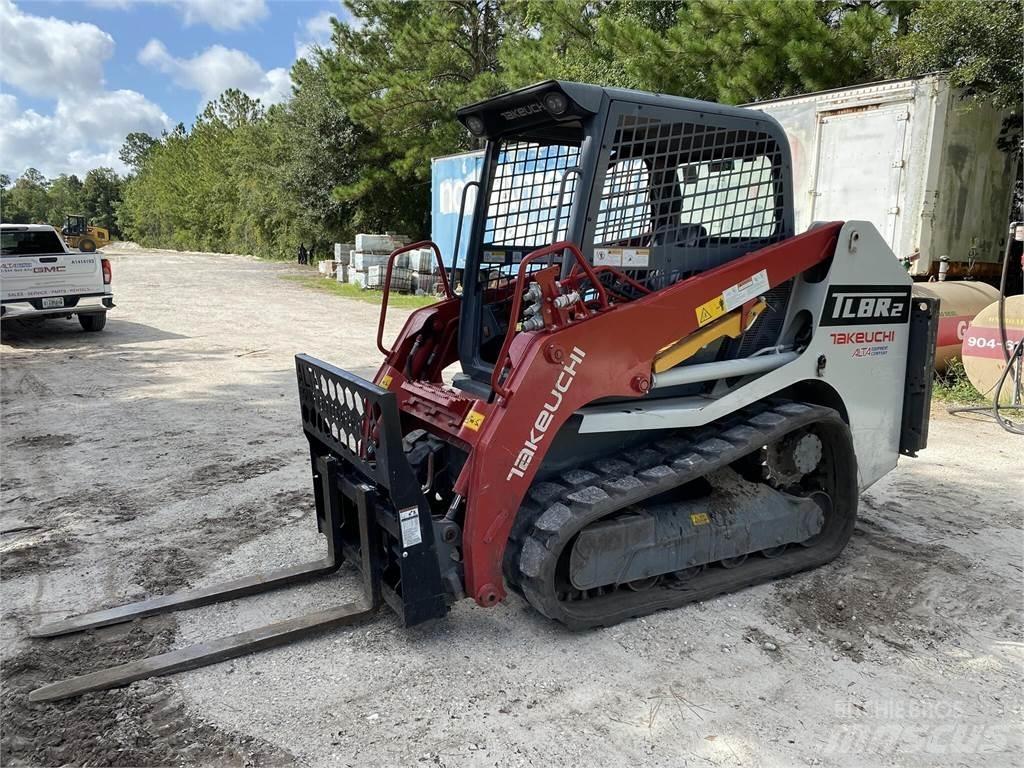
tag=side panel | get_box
[811,226,913,486]
[929,92,1017,268]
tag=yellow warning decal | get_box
[378,374,392,389]
[690,512,710,526]
[463,410,486,431]
[695,295,726,327]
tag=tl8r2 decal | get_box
[821,285,911,326]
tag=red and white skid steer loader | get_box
[29,81,938,702]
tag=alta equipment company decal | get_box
[830,329,895,358]
[821,285,911,326]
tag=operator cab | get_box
[63,214,88,236]
[453,81,795,395]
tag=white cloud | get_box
[295,5,362,61]
[0,0,114,94]
[139,39,291,108]
[0,91,170,178]
[306,9,336,38]
[295,9,336,61]
[87,0,268,31]
[174,0,267,31]
[0,1,170,178]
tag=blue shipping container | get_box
[431,150,484,269]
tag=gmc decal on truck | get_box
[821,285,911,326]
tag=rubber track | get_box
[504,400,857,630]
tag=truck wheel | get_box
[79,239,96,253]
[79,313,106,332]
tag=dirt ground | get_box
[2,244,1021,768]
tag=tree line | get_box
[0,168,124,236]
[2,0,1020,259]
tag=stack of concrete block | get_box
[314,243,355,282]
[405,246,442,294]
[412,272,446,296]
[345,233,415,289]
[355,232,410,252]
[353,251,411,270]
[365,265,413,292]
[406,247,436,273]
[351,233,411,270]
[333,242,354,265]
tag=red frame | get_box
[491,242,609,399]
[376,223,842,607]
[377,240,453,357]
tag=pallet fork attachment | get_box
[27,355,448,703]
[28,456,381,702]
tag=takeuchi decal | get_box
[506,346,586,481]
[500,103,544,121]
[829,330,896,345]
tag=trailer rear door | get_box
[810,105,909,249]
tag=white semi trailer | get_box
[750,74,1017,281]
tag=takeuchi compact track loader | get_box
[29,81,939,702]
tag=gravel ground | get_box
[2,244,1022,767]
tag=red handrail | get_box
[490,241,609,400]
[377,240,454,357]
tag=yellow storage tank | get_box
[962,295,1024,405]
[911,282,1000,370]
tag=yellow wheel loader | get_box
[61,214,110,253]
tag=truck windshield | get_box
[1,229,65,256]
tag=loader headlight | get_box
[543,91,569,116]
[465,114,486,136]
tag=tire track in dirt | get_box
[767,515,976,660]
[2,616,295,767]
[2,488,315,767]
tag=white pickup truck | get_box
[1,223,114,332]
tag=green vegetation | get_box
[282,274,439,309]
[932,360,987,405]
[2,1,1019,257]
[0,168,124,235]
[897,0,1023,111]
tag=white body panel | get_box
[578,221,912,492]
[1,224,111,320]
[748,76,1016,276]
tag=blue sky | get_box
[1,0,353,178]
